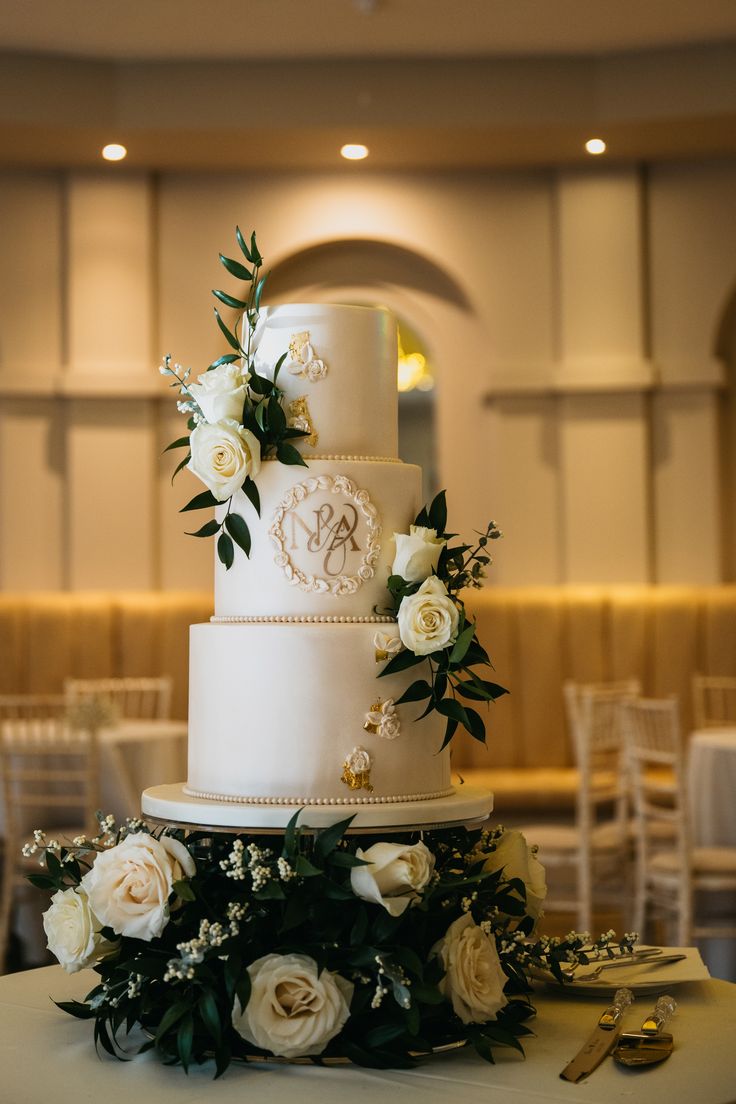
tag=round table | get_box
[1,965,735,1104]
[689,726,736,847]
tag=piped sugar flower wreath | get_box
[160,229,308,570]
[27,814,637,1076]
[380,490,508,749]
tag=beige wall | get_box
[1,161,735,591]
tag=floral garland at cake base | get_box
[27,814,636,1077]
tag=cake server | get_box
[613,995,677,1068]
[559,987,634,1082]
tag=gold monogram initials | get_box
[289,502,361,577]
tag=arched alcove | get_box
[264,238,475,504]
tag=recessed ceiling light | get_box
[102,143,127,162]
[340,143,369,161]
[585,138,606,156]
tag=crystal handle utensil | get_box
[560,988,635,1082]
[641,995,677,1035]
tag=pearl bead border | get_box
[261,456,402,464]
[210,614,397,624]
[183,785,456,806]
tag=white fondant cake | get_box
[143,302,492,828]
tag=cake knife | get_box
[559,988,634,1082]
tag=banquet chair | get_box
[63,676,173,721]
[692,675,736,729]
[0,695,66,721]
[623,696,736,946]
[518,679,640,933]
[0,717,100,972]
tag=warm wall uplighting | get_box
[340,143,369,161]
[102,143,127,162]
[398,348,434,393]
[585,138,607,156]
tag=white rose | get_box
[187,363,247,424]
[397,575,460,656]
[432,913,507,1024]
[232,953,353,1059]
[42,887,118,973]
[188,419,261,502]
[350,840,435,917]
[81,832,195,942]
[392,525,446,583]
[481,829,547,924]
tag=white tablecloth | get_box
[689,727,736,847]
[1,965,735,1104]
[99,719,188,824]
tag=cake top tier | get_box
[251,304,399,460]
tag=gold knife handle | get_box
[641,994,677,1035]
[599,987,634,1029]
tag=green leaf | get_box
[217,532,234,569]
[276,442,308,467]
[410,982,445,1005]
[177,1013,194,1072]
[314,815,354,862]
[155,999,190,1042]
[208,353,240,370]
[172,878,196,901]
[185,518,221,538]
[235,225,253,263]
[393,679,433,705]
[180,489,218,513]
[328,850,370,869]
[437,697,470,727]
[439,716,459,750]
[248,370,272,396]
[54,999,96,1019]
[427,489,447,534]
[27,873,56,889]
[254,274,268,310]
[295,854,323,877]
[241,475,260,515]
[219,253,253,281]
[268,394,286,435]
[377,649,426,677]
[199,989,222,1045]
[171,453,191,484]
[463,706,487,743]
[272,351,287,384]
[283,807,301,859]
[213,307,242,352]
[250,231,262,264]
[213,288,248,310]
[225,512,251,558]
[449,622,476,665]
[163,436,190,453]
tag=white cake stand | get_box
[141,782,493,834]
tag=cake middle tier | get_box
[215,458,423,618]
[187,621,453,805]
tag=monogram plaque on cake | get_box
[269,474,382,596]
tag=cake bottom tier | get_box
[187,621,453,806]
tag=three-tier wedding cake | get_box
[142,303,493,829]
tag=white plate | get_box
[534,947,710,996]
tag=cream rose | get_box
[188,419,261,502]
[350,840,435,916]
[81,832,195,942]
[481,829,547,924]
[42,887,118,973]
[187,363,247,424]
[232,953,353,1059]
[433,913,507,1024]
[397,575,460,656]
[392,525,446,583]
